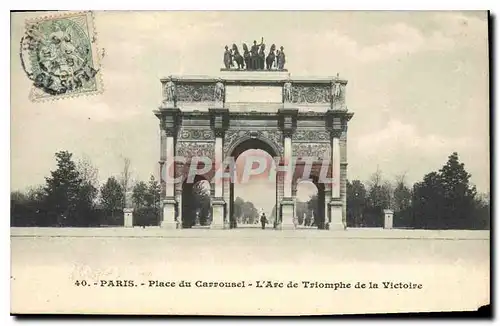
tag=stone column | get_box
[157,109,180,229]
[279,109,297,230]
[280,135,295,229]
[328,125,345,230]
[161,129,177,229]
[292,182,298,227]
[211,134,225,229]
[209,107,228,229]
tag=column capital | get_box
[209,108,230,137]
[156,108,182,136]
[325,110,353,138]
[278,108,298,138]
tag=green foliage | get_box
[346,180,367,227]
[43,151,98,226]
[101,177,123,210]
[132,181,149,208]
[232,196,259,224]
[412,152,481,229]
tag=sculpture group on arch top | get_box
[223,37,286,71]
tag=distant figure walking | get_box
[260,213,268,230]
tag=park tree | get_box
[439,152,477,228]
[346,179,367,227]
[119,157,132,207]
[145,175,162,209]
[44,151,94,226]
[392,174,413,227]
[413,152,477,229]
[241,201,259,224]
[100,177,123,218]
[132,181,148,208]
[233,197,245,222]
[365,168,392,226]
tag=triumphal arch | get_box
[154,42,353,230]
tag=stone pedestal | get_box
[123,208,134,228]
[384,209,394,229]
[161,198,178,229]
[328,200,345,230]
[280,198,295,230]
[211,199,226,229]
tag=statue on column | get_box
[164,77,175,102]
[214,79,225,102]
[283,80,292,103]
[277,46,286,70]
[333,73,341,100]
[223,45,232,69]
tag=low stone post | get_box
[123,191,134,228]
[383,209,394,229]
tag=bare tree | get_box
[76,155,99,189]
[119,157,132,207]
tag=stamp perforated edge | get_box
[23,11,104,103]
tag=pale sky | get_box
[11,11,490,214]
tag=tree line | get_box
[11,150,490,230]
[11,151,163,227]
[346,152,490,229]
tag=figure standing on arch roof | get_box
[277,46,286,70]
[223,45,232,69]
[250,37,264,70]
[258,43,266,70]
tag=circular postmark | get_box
[20,17,99,96]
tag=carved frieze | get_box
[224,129,283,156]
[178,128,214,141]
[291,85,330,104]
[292,130,330,142]
[292,143,331,159]
[176,84,216,102]
[176,141,214,159]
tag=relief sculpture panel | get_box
[176,84,216,102]
[291,85,330,104]
[292,143,331,160]
[178,128,214,141]
[176,141,214,159]
[292,130,330,142]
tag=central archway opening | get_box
[228,138,278,229]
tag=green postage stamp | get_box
[20,11,103,102]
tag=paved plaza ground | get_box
[11,227,490,315]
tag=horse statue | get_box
[266,44,276,70]
[242,43,251,70]
[231,44,244,70]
